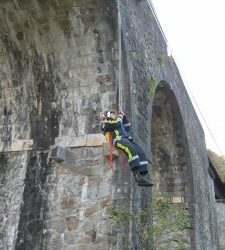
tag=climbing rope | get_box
[109,132,113,168]
[118,0,122,111]
[117,0,126,170]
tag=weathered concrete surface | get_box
[0,0,221,249]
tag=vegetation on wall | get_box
[107,196,190,249]
[208,149,225,181]
[148,75,157,96]
[157,52,165,65]
[128,49,137,59]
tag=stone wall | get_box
[216,203,225,249]
[0,0,120,150]
[120,0,220,249]
[0,0,221,249]
[39,143,114,250]
[0,152,27,249]
[0,0,120,249]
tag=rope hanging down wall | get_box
[117,0,123,111]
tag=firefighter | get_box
[118,111,152,175]
[100,109,153,187]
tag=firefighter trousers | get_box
[114,137,148,173]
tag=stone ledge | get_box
[0,134,109,153]
[86,134,106,146]
[0,139,33,152]
[55,134,107,148]
[48,146,68,162]
[49,138,119,163]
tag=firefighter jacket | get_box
[101,118,124,144]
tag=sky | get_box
[151,0,225,156]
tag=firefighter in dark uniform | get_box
[118,111,151,175]
[100,109,153,187]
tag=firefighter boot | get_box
[133,171,153,187]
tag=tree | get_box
[208,149,225,181]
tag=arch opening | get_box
[151,81,193,247]
[151,81,192,200]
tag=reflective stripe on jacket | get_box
[101,118,123,142]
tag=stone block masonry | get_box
[42,144,116,250]
[34,136,131,250]
[0,0,222,249]
[0,134,131,250]
[0,151,28,250]
[216,202,225,249]
[0,0,121,248]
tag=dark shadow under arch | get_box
[151,80,194,248]
[151,81,192,200]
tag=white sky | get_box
[151,0,225,156]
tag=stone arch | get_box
[151,80,193,202]
[151,80,194,247]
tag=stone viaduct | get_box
[0,0,223,249]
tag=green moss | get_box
[148,75,157,95]
[157,52,165,65]
[128,50,137,59]
[107,205,134,229]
